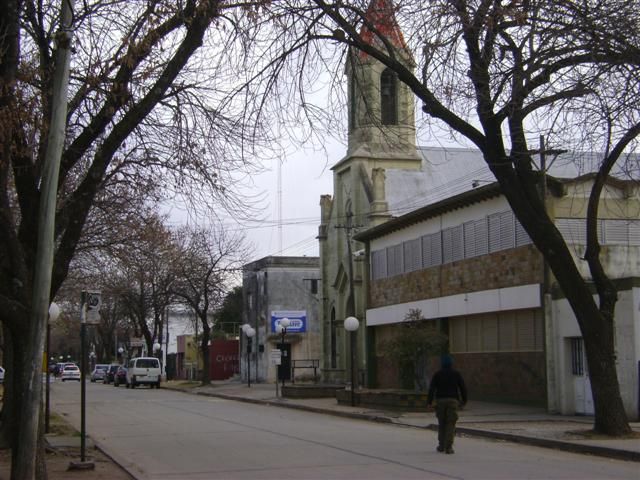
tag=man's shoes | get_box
[445,448,454,454]
[436,446,444,452]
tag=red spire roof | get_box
[358,0,409,55]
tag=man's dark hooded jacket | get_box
[427,356,467,405]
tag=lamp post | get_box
[118,347,124,366]
[244,327,256,387]
[45,302,61,433]
[89,351,96,371]
[278,317,290,389]
[344,316,360,407]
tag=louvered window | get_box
[422,232,442,268]
[629,220,640,245]
[498,315,516,351]
[603,219,627,244]
[488,213,502,253]
[442,225,464,263]
[515,218,532,246]
[450,318,466,353]
[403,238,422,272]
[482,315,499,351]
[386,244,403,277]
[557,218,586,244]
[516,310,536,351]
[371,249,387,280]
[466,318,482,352]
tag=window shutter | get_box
[498,313,516,351]
[386,244,403,277]
[450,318,466,353]
[371,249,387,280]
[516,310,535,351]
[482,314,498,351]
[499,211,515,250]
[488,213,502,252]
[474,218,489,256]
[556,218,586,244]
[403,238,422,272]
[515,218,532,246]
[466,318,482,352]
[442,228,453,263]
[464,221,476,258]
[451,225,464,262]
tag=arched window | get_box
[350,77,358,130]
[330,307,337,368]
[380,68,397,125]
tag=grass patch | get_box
[165,380,201,389]
[47,412,79,437]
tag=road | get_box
[51,381,637,480]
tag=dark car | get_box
[103,364,120,384]
[113,367,128,387]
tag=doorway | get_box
[277,343,291,381]
[570,337,594,415]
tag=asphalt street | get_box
[51,381,638,480]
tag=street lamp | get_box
[244,327,256,387]
[45,302,61,433]
[344,316,360,407]
[89,351,96,372]
[278,317,290,389]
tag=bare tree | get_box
[171,224,249,384]
[248,0,639,435]
[0,0,273,476]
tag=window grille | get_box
[570,337,584,376]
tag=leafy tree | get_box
[380,309,448,391]
[213,286,243,338]
[259,0,638,435]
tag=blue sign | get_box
[271,311,307,333]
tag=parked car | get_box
[113,367,128,387]
[103,364,120,384]
[90,364,110,382]
[126,357,161,389]
[60,364,81,382]
[0,366,4,384]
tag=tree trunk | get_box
[199,317,211,385]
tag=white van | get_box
[126,357,161,389]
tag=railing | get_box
[291,359,320,383]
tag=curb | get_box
[166,386,640,463]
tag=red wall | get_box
[209,340,239,380]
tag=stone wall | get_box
[369,245,543,308]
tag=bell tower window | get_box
[380,68,397,125]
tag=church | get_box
[317,0,640,419]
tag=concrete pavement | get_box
[164,379,640,462]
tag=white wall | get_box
[551,288,639,420]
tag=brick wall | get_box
[374,350,546,405]
[370,245,543,308]
[455,352,546,405]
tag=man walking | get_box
[427,355,467,454]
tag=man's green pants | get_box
[436,398,459,450]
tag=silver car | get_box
[90,364,109,382]
[60,364,81,382]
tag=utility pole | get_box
[15,1,74,478]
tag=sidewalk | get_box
[164,380,640,462]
